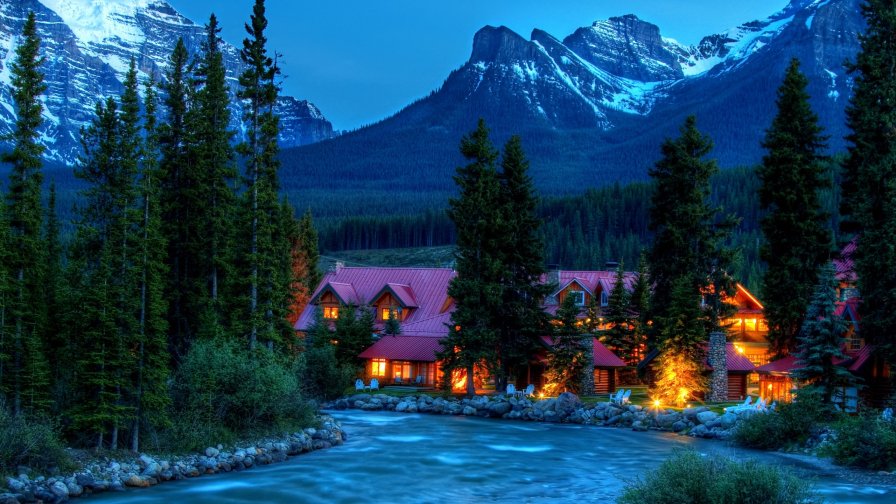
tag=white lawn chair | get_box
[610,390,624,404]
[882,408,893,422]
[523,384,535,397]
[370,378,379,391]
[355,378,364,391]
[724,396,753,413]
[506,384,517,396]
[621,389,632,404]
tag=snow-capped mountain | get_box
[0,0,334,165]
[284,0,863,214]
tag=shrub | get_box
[618,450,816,504]
[822,413,896,470]
[298,343,355,401]
[733,391,833,450]
[0,404,70,475]
[167,338,314,451]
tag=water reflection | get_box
[88,410,895,503]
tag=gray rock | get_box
[48,481,68,499]
[395,401,410,412]
[5,479,25,493]
[488,401,512,418]
[66,482,82,497]
[205,447,220,458]
[632,420,648,432]
[719,412,738,429]
[671,420,689,432]
[696,410,719,425]
[462,406,477,416]
[690,424,709,437]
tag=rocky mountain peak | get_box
[470,25,533,64]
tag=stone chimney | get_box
[708,331,728,402]
[332,261,345,272]
[580,335,595,396]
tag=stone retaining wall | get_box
[331,393,759,440]
[1,416,344,504]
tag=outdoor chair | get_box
[415,375,424,385]
[394,376,404,385]
[610,390,624,404]
[355,378,364,391]
[621,389,632,404]
[524,384,535,397]
[370,378,379,390]
[506,384,517,396]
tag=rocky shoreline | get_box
[329,392,757,439]
[0,415,344,504]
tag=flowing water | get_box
[90,410,895,503]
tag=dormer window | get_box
[569,290,585,306]
[600,291,609,307]
[381,307,401,321]
[323,306,339,319]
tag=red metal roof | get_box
[540,336,626,368]
[756,349,866,375]
[547,270,639,302]
[359,335,444,362]
[756,355,798,374]
[848,345,875,372]
[295,267,456,333]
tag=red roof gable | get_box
[756,355,798,374]
[359,335,444,362]
[756,349,863,375]
[547,270,639,303]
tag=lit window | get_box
[381,307,400,320]
[744,318,757,332]
[371,358,386,377]
[600,291,609,307]
[847,331,862,351]
[323,306,339,319]
[758,319,768,332]
[569,290,585,306]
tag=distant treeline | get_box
[317,164,843,295]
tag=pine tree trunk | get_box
[466,364,475,396]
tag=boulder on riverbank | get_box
[330,394,756,441]
[1,415,345,504]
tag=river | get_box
[88,410,895,503]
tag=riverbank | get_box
[0,415,344,504]
[330,392,751,439]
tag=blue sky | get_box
[169,0,789,131]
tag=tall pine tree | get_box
[439,119,504,395]
[2,11,49,415]
[759,58,832,358]
[494,135,551,392]
[603,261,638,364]
[840,0,896,364]
[237,0,287,348]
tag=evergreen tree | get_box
[629,252,651,362]
[494,135,552,392]
[546,295,589,394]
[840,0,896,363]
[1,11,49,415]
[438,119,503,395]
[192,14,238,338]
[131,76,171,451]
[332,305,374,373]
[41,184,64,388]
[159,37,197,361]
[603,261,637,363]
[759,58,832,357]
[791,265,855,403]
[648,116,736,351]
[237,0,286,348]
[652,277,708,406]
[286,209,320,330]
[383,309,401,337]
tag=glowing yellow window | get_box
[381,308,400,320]
[744,318,757,332]
[323,306,339,319]
[371,358,386,377]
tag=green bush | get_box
[618,450,816,504]
[167,338,314,451]
[298,344,356,401]
[0,405,70,475]
[822,413,896,470]
[733,391,832,450]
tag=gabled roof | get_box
[547,270,639,305]
[371,283,419,308]
[734,283,763,311]
[756,348,864,375]
[834,297,861,327]
[313,282,360,305]
[295,267,456,332]
[540,336,626,368]
[359,335,445,362]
